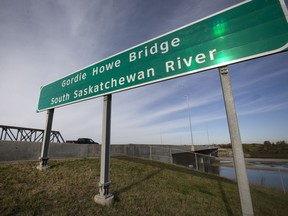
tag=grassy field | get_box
[1,157,288,216]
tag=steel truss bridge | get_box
[0,125,65,143]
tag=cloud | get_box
[0,0,287,145]
[239,101,288,117]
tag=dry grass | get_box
[1,157,288,215]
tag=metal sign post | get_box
[94,94,114,206]
[37,109,54,171]
[219,66,254,216]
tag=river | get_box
[217,160,288,191]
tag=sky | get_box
[0,0,288,145]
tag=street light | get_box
[206,126,210,145]
[184,95,194,146]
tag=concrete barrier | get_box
[0,141,102,161]
[0,141,211,163]
[0,141,41,161]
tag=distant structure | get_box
[0,125,65,143]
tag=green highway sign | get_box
[37,0,288,112]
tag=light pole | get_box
[206,126,210,145]
[184,95,194,147]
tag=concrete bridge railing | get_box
[0,141,217,165]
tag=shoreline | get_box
[216,157,288,163]
[214,157,288,172]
